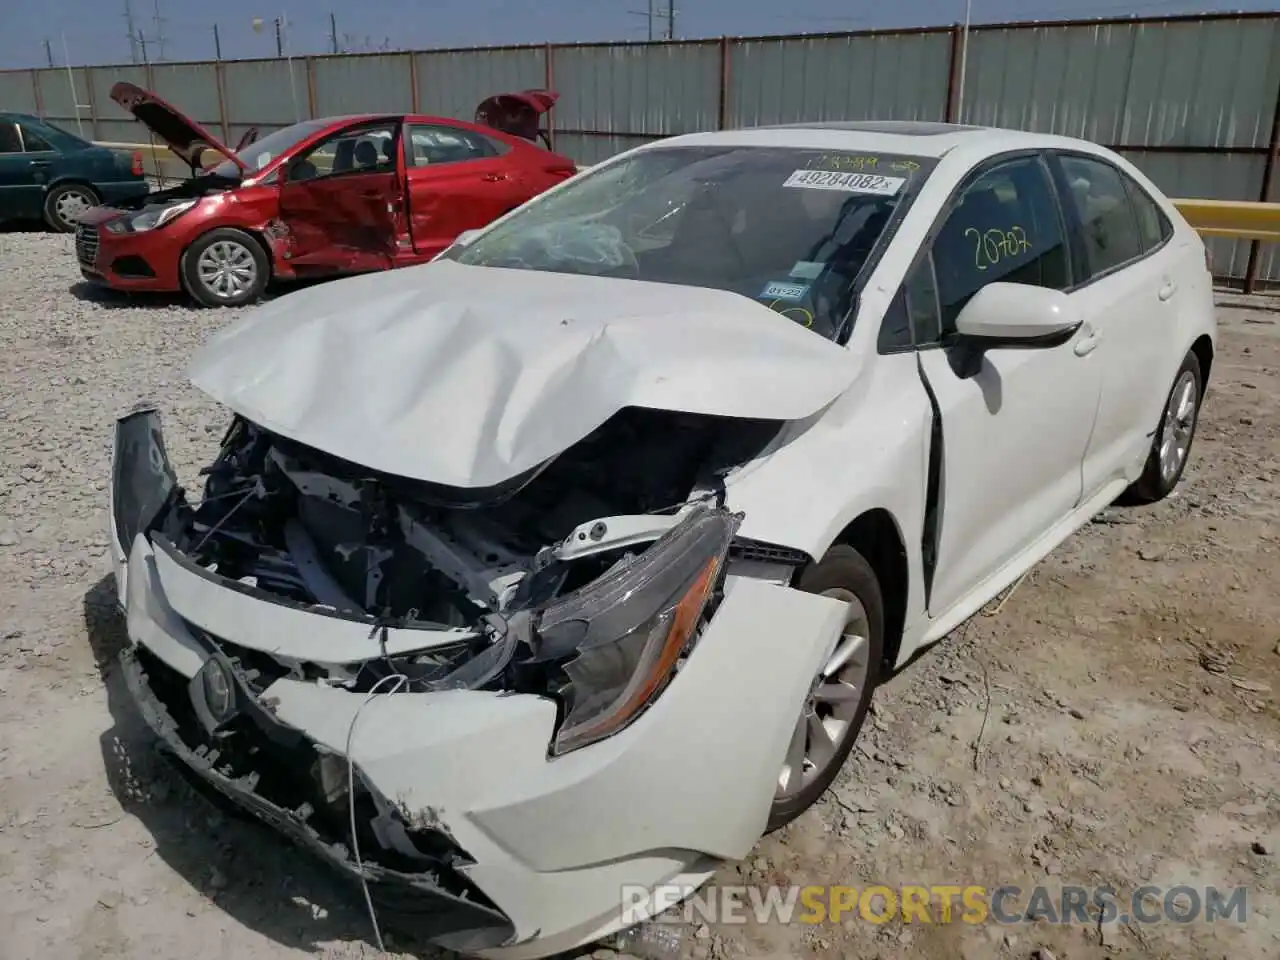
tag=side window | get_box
[288,122,398,183]
[1058,154,1144,277]
[932,155,1070,334]
[19,123,53,152]
[0,122,21,154]
[406,124,498,167]
[1123,175,1173,253]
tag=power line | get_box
[151,0,167,61]
[122,0,141,64]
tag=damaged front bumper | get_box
[108,408,850,959]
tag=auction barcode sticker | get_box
[783,169,906,195]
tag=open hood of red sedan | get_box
[475,89,558,142]
[110,81,247,173]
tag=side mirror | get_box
[454,228,483,247]
[952,282,1080,348]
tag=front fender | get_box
[727,352,930,562]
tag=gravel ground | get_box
[0,228,1278,960]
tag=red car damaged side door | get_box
[403,122,534,257]
[276,119,409,274]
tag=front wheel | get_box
[767,544,884,832]
[181,228,269,308]
[43,183,100,232]
[1122,350,1203,505]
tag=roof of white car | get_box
[653,120,1064,159]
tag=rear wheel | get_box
[181,228,269,308]
[767,545,884,832]
[44,183,99,232]
[1122,351,1203,504]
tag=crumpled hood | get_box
[187,260,858,489]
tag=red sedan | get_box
[76,83,577,307]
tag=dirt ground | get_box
[0,230,1277,960]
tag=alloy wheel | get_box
[776,587,872,800]
[1159,370,1198,484]
[197,240,258,301]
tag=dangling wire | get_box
[345,671,408,952]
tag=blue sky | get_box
[3,0,1275,69]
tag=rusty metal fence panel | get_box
[552,41,720,138]
[312,54,414,116]
[414,47,546,119]
[728,31,953,128]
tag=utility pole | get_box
[329,11,339,53]
[274,16,284,57]
[213,23,222,60]
[123,0,141,63]
[151,0,167,61]
[626,0,657,41]
[667,0,675,39]
[44,38,54,67]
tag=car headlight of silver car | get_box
[106,198,198,233]
[535,504,742,755]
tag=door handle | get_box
[1073,325,1101,357]
[1158,281,1177,301]
[28,159,50,167]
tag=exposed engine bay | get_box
[139,407,803,715]
[107,172,238,214]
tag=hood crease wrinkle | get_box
[188,261,858,489]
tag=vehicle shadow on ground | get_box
[67,278,331,311]
[81,573,446,957]
[68,281,194,311]
[0,221,59,234]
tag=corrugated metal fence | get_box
[3,11,1279,287]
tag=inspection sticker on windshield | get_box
[760,280,809,301]
[783,169,905,195]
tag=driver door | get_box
[914,153,1101,618]
[277,120,408,274]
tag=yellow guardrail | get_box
[1171,198,1280,242]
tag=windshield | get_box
[449,145,936,340]
[207,118,333,179]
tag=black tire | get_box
[1121,350,1203,505]
[43,182,100,232]
[180,228,270,308]
[766,544,884,832]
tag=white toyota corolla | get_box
[110,120,1215,957]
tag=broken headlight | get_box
[535,504,741,755]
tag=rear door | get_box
[0,120,43,220]
[1049,151,1179,499]
[403,122,531,256]
[277,119,408,273]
